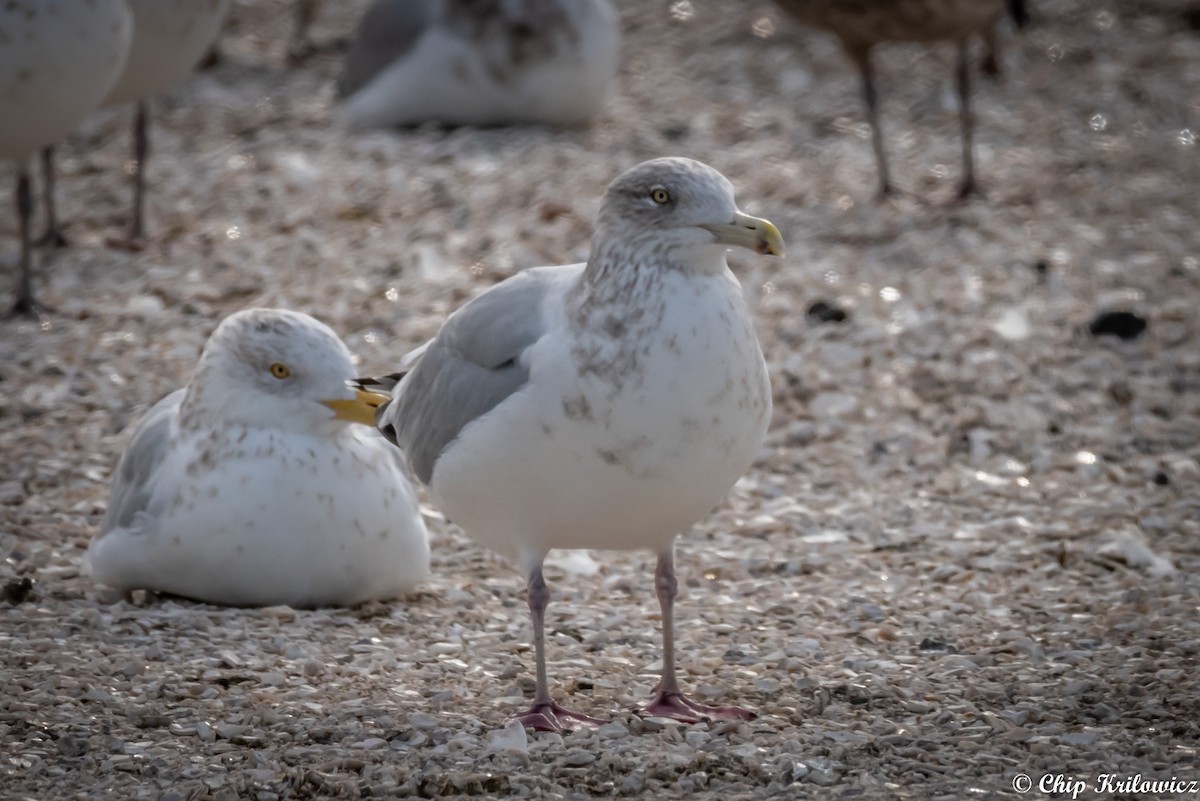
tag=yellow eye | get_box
[269,362,291,379]
[650,187,671,205]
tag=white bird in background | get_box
[336,0,620,130]
[39,0,231,251]
[0,0,132,316]
[332,158,783,731]
[86,308,431,609]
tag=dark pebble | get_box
[3,577,34,605]
[806,301,848,324]
[918,638,958,653]
[1089,310,1147,340]
[661,122,691,143]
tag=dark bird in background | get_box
[773,0,1027,199]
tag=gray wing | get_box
[381,264,581,484]
[99,389,184,536]
[337,0,435,99]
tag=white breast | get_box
[430,268,771,561]
[85,426,430,608]
[104,0,230,107]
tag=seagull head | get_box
[591,157,784,275]
[182,308,363,434]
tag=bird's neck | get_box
[569,240,728,333]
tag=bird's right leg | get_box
[847,43,894,199]
[955,39,981,199]
[35,146,69,248]
[108,101,150,251]
[513,562,607,732]
[7,164,48,318]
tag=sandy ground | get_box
[2,0,1198,798]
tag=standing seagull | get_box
[772,0,1027,198]
[336,0,620,130]
[40,0,230,250]
[0,0,132,315]
[329,158,783,730]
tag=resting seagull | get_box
[329,158,783,730]
[86,308,430,608]
[336,0,620,130]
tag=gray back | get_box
[338,0,435,99]
[100,389,185,536]
[383,265,579,484]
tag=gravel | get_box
[2,0,1198,798]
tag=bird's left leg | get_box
[955,39,981,199]
[639,547,755,723]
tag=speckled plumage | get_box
[356,158,782,730]
[336,0,619,129]
[86,308,430,608]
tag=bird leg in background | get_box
[955,40,980,199]
[640,548,755,723]
[288,0,321,64]
[8,167,44,318]
[980,25,1002,77]
[845,44,893,199]
[35,147,69,249]
[110,101,150,251]
[513,563,608,732]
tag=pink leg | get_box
[639,549,755,723]
[512,564,607,732]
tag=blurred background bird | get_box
[336,0,620,130]
[0,0,132,316]
[39,0,230,252]
[772,0,1028,198]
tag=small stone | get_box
[807,765,839,786]
[918,638,957,653]
[1089,310,1147,339]
[409,712,440,730]
[3,577,34,605]
[215,723,245,740]
[597,722,629,740]
[353,737,388,750]
[621,771,646,794]
[562,747,597,766]
[0,480,25,505]
[806,300,848,324]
